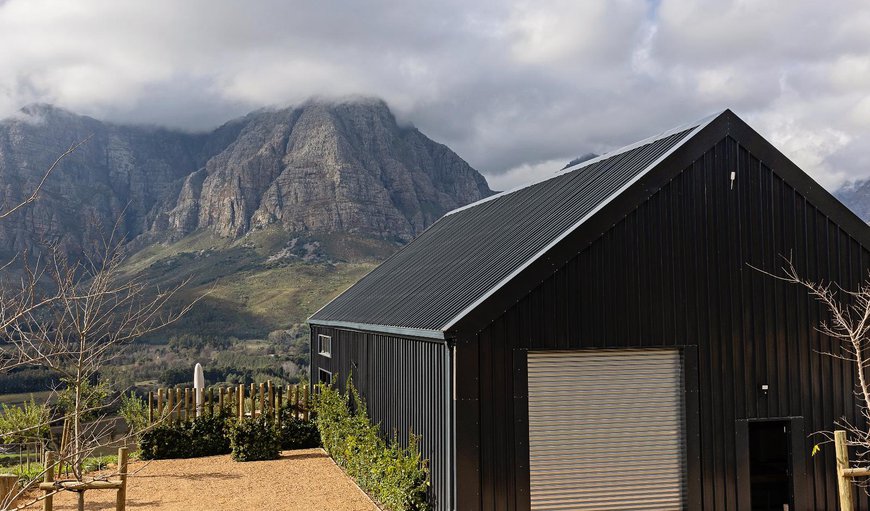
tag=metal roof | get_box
[309,113,719,339]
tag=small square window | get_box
[319,368,333,385]
[318,334,332,358]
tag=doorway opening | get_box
[749,420,792,511]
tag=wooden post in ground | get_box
[175,388,182,421]
[148,391,153,424]
[218,387,225,414]
[248,383,255,418]
[166,388,174,423]
[115,447,128,511]
[303,385,309,421]
[292,385,299,419]
[0,473,18,509]
[157,389,164,421]
[276,385,283,425]
[267,381,274,418]
[258,383,265,418]
[208,387,214,416]
[184,388,191,421]
[836,430,855,511]
[43,451,55,511]
[238,384,245,421]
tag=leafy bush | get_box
[229,415,280,462]
[0,397,50,444]
[316,379,429,511]
[188,414,231,456]
[278,409,319,449]
[119,392,148,440]
[139,422,191,460]
[139,414,231,460]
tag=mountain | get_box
[0,99,492,258]
[562,153,598,170]
[0,99,493,338]
[836,180,870,223]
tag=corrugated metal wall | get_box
[310,326,451,511]
[456,135,870,511]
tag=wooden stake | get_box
[208,387,214,416]
[258,383,265,418]
[166,389,175,423]
[303,385,309,421]
[176,388,182,422]
[268,381,275,418]
[0,473,18,509]
[157,389,164,420]
[218,387,225,414]
[292,385,299,419]
[250,383,256,418]
[238,384,245,421]
[836,430,855,511]
[276,385,283,425]
[184,388,191,421]
[43,451,55,511]
[147,391,153,424]
[116,447,128,511]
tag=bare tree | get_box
[0,234,203,509]
[775,259,870,472]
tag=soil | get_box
[21,449,379,511]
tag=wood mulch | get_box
[19,449,378,511]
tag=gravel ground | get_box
[23,449,379,511]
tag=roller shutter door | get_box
[527,349,686,510]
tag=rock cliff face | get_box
[156,99,491,241]
[0,99,492,257]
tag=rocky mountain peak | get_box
[0,98,493,257]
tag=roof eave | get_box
[308,319,447,341]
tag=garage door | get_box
[527,349,686,510]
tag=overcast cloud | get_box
[1,0,869,191]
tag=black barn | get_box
[309,110,870,511]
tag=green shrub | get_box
[119,392,148,440]
[229,415,280,462]
[139,414,231,460]
[278,409,320,450]
[139,422,191,460]
[315,378,429,511]
[188,414,232,456]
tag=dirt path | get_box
[24,449,379,511]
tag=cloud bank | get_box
[1,0,869,190]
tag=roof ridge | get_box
[446,110,726,217]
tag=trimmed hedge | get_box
[278,409,320,450]
[139,414,231,460]
[230,415,281,461]
[316,378,429,511]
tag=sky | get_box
[1,0,869,192]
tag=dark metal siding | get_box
[457,136,870,511]
[311,326,451,511]
[310,126,700,330]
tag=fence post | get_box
[43,451,55,511]
[208,388,214,416]
[116,447,128,511]
[184,388,191,421]
[268,381,275,418]
[258,383,265,418]
[276,385,283,425]
[157,389,164,421]
[0,473,17,510]
[147,391,153,424]
[292,385,299,419]
[250,383,256,418]
[238,384,245,421]
[166,389,174,423]
[303,385,309,421]
[836,430,855,511]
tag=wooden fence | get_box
[147,382,310,424]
